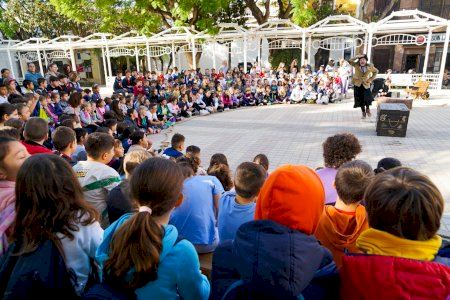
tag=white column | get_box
[101,47,108,84]
[191,37,197,70]
[422,29,433,75]
[134,45,140,72]
[363,32,368,54]
[36,49,44,75]
[243,35,248,73]
[308,35,312,63]
[212,40,217,70]
[301,30,306,66]
[257,37,262,68]
[145,41,151,72]
[367,28,374,62]
[7,48,15,78]
[69,48,76,71]
[43,50,48,70]
[171,42,176,69]
[18,56,24,79]
[105,39,112,77]
[438,21,450,90]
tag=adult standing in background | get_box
[338,59,352,98]
[348,54,378,119]
[24,63,44,88]
[45,63,60,83]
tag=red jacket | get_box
[340,254,450,300]
[22,141,53,155]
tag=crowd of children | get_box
[0,61,448,299]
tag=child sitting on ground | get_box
[0,137,30,255]
[315,160,373,267]
[96,158,210,299]
[162,133,185,159]
[52,126,77,166]
[106,149,152,223]
[340,167,450,299]
[253,153,269,177]
[218,162,266,241]
[21,117,52,155]
[73,132,121,228]
[72,127,88,162]
[2,154,102,296]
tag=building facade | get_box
[361,0,450,74]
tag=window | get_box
[420,0,450,19]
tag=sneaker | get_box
[361,112,366,119]
[367,109,372,117]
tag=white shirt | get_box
[0,95,8,104]
[58,217,103,294]
[73,161,120,215]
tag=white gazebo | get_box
[0,9,448,89]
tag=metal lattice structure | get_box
[0,9,448,89]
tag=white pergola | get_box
[0,9,448,89]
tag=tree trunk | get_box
[184,52,202,70]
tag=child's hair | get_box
[37,77,46,86]
[234,162,266,198]
[74,128,88,144]
[0,126,20,140]
[12,154,99,254]
[207,163,233,191]
[322,133,362,168]
[104,158,184,289]
[85,132,115,159]
[374,157,402,174]
[60,119,75,129]
[208,153,228,171]
[335,160,374,204]
[104,118,118,130]
[22,80,32,89]
[50,91,60,100]
[253,153,269,171]
[130,130,145,145]
[176,155,199,177]
[52,126,76,152]
[365,167,443,241]
[186,145,200,156]
[171,133,185,149]
[123,149,152,177]
[4,118,24,131]
[0,103,16,123]
[23,117,48,142]
[0,137,17,167]
[68,92,82,108]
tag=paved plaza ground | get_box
[152,91,450,236]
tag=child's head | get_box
[113,139,124,158]
[123,149,152,179]
[335,160,374,204]
[68,92,82,108]
[74,127,88,145]
[0,84,8,96]
[13,155,98,253]
[85,132,115,164]
[171,133,185,151]
[234,162,266,199]
[130,130,149,149]
[0,137,29,181]
[104,158,184,289]
[322,133,361,169]
[23,117,48,143]
[365,167,443,241]
[60,91,69,102]
[208,153,228,170]
[37,77,46,88]
[23,80,34,91]
[81,102,91,113]
[176,155,200,178]
[92,84,100,93]
[50,91,60,103]
[104,119,118,135]
[255,165,324,234]
[52,126,77,154]
[253,153,269,172]
[186,145,200,159]
[0,103,18,125]
[374,157,402,174]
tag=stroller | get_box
[371,78,391,98]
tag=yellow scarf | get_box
[356,228,442,261]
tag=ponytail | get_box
[104,212,164,289]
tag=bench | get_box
[405,80,430,100]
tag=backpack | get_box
[0,239,78,299]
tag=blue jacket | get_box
[96,213,210,300]
[211,220,339,300]
[162,147,183,159]
[24,71,44,88]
